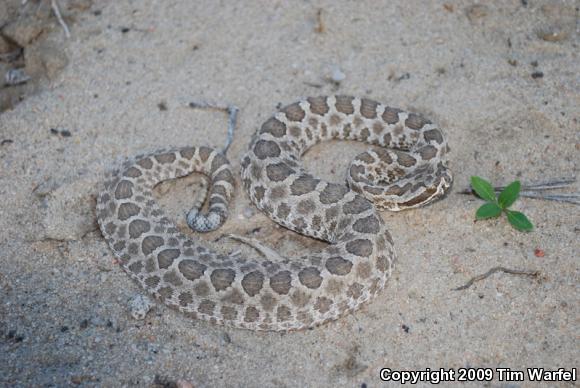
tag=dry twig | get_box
[453,266,540,291]
[51,0,71,39]
[314,8,325,33]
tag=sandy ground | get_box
[1,0,579,386]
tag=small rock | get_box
[2,15,45,47]
[331,67,346,83]
[129,294,153,320]
[5,68,30,86]
[25,40,68,80]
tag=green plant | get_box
[470,176,533,232]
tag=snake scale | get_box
[96,95,452,331]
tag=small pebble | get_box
[531,71,544,79]
[534,248,545,257]
[5,68,30,85]
[129,294,153,320]
[331,67,346,83]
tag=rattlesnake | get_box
[96,95,452,331]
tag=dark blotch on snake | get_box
[244,306,260,322]
[154,152,176,164]
[266,162,294,182]
[307,96,329,115]
[142,235,164,255]
[260,117,287,137]
[353,215,381,234]
[178,292,193,306]
[382,107,402,124]
[241,271,264,297]
[405,113,430,130]
[144,275,160,288]
[360,98,379,119]
[282,102,306,122]
[155,274,173,295]
[198,299,216,315]
[197,146,213,162]
[314,297,333,313]
[276,203,291,219]
[221,305,238,320]
[418,145,438,160]
[319,183,348,204]
[128,261,143,274]
[298,267,323,289]
[221,289,245,305]
[178,260,206,281]
[290,175,319,196]
[180,147,195,159]
[117,203,141,221]
[210,268,236,291]
[157,249,180,269]
[423,129,443,144]
[343,195,372,214]
[253,140,281,159]
[163,270,183,286]
[276,305,292,322]
[325,256,353,276]
[114,180,134,200]
[345,239,373,257]
[396,152,417,167]
[123,167,142,178]
[335,95,355,114]
[270,271,292,295]
[137,158,153,169]
[128,219,150,238]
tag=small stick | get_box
[497,178,576,192]
[519,192,580,205]
[51,0,71,39]
[188,101,239,155]
[314,8,325,33]
[453,266,540,291]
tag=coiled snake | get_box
[96,95,452,331]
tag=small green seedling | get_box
[470,176,533,232]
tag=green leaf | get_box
[470,176,497,202]
[506,210,534,232]
[498,180,521,209]
[476,202,503,220]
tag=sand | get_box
[1,0,578,386]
